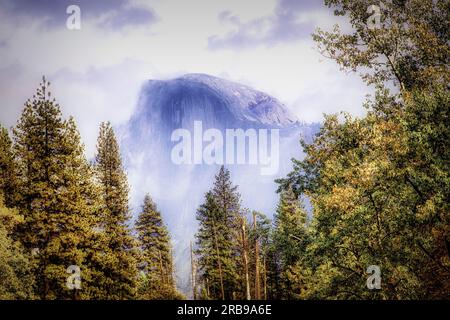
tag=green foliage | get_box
[276,0,450,299]
[195,166,242,300]
[281,88,449,299]
[12,77,101,299]
[0,194,35,299]
[0,126,18,208]
[314,0,449,92]
[137,273,184,300]
[2,79,182,300]
[93,122,138,299]
[272,187,310,299]
[136,194,181,299]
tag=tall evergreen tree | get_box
[196,191,227,300]
[195,166,241,300]
[272,187,309,299]
[12,77,102,299]
[0,126,18,208]
[94,121,138,299]
[136,194,179,299]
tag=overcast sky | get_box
[0,0,371,158]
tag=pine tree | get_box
[0,126,18,208]
[273,187,309,299]
[196,191,226,299]
[136,194,180,299]
[195,166,242,300]
[211,166,243,299]
[94,121,138,299]
[263,236,283,300]
[12,77,102,299]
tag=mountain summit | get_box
[129,73,299,134]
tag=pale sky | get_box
[0,0,370,158]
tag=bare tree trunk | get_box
[190,241,197,300]
[169,246,175,287]
[206,278,210,299]
[212,219,225,300]
[253,212,261,300]
[241,216,251,300]
[263,255,268,300]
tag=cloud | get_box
[0,0,158,31]
[98,5,156,30]
[0,59,157,159]
[208,0,323,50]
[290,78,371,123]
